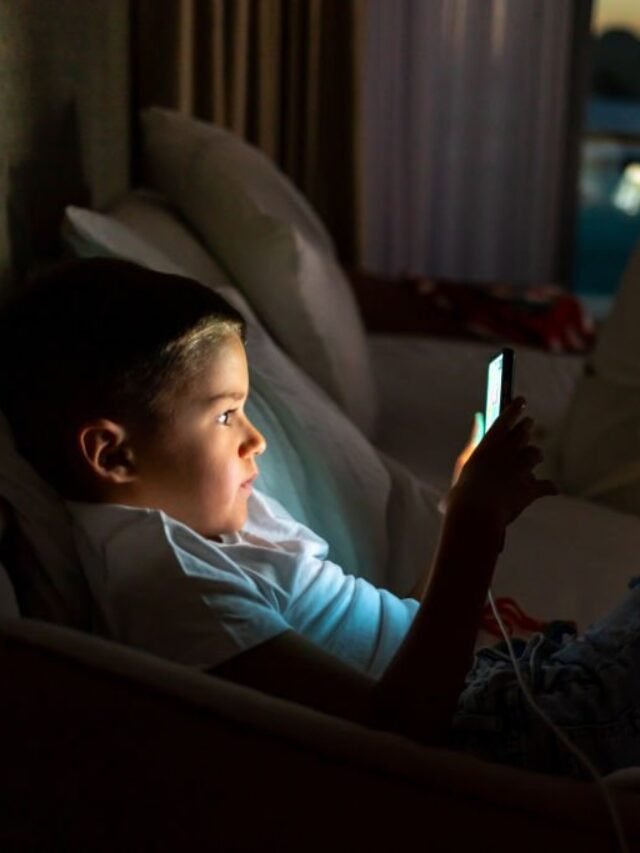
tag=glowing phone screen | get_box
[484,353,504,434]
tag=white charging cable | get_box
[487,588,629,853]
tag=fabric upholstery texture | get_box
[558,241,640,514]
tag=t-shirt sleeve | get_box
[101,514,291,670]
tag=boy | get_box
[1,258,638,777]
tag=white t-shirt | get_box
[67,490,418,678]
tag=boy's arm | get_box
[406,411,483,599]
[213,400,556,744]
[373,500,505,743]
[380,399,556,742]
[213,502,502,742]
[212,629,377,721]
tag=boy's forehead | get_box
[187,334,249,396]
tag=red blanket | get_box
[414,278,595,354]
[349,270,596,353]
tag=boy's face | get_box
[129,334,266,538]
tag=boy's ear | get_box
[77,419,137,484]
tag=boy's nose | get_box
[253,431,267,456]
[246,422,267,457]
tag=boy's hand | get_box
[447,397,557,532]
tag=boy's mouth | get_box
[240,472,258,491]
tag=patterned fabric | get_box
[350,271,596,353]
[451,578,640,779]
[414,278,596,354]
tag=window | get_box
[574,0,640,320]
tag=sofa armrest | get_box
[2,618,639,850]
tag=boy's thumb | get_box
[472,411,484,444]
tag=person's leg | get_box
[450,579,640,779]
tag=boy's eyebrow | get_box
[205,391,246,404]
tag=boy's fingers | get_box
[517,444,543,469]
[508,417,534,447]
[482,397,526,442]
[504,396,527,425]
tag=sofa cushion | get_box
[105,190,233,292]
[593,239,640,387]
[140,107,377,436]
[557,238,640,514]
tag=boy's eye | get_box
[215,409,236,426]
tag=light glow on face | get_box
[129,335,266,538]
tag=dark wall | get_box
[0,0,130,295]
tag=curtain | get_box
[132,0,364,264]
[362,0,592,286]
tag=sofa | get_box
[2,106,640,850]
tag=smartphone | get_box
[484,348,515,435]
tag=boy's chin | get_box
[208,510,248,539]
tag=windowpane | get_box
[574,1,640,320]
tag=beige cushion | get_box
[64,203,194,281]
[556,240,640,513]
[107,190,232,292]
[593,240,640,387]
[140,107,377,436]
[558,373,640,513]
